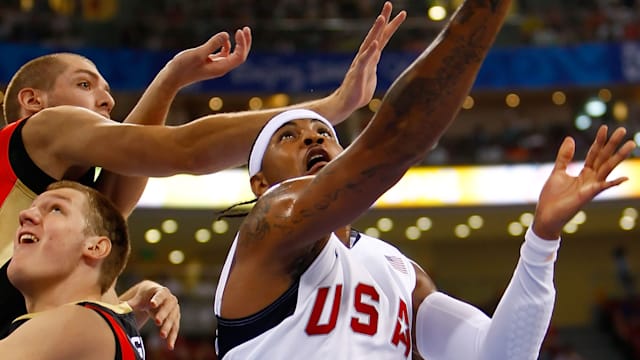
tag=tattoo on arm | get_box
[293,161,397,224]
[458,0,504,25]
[243,199,272,243]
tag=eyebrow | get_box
[40,193,73,205]
[279,119,327,130]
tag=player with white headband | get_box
[215,105,637,359]
[213,0,637,358]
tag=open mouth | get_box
[305,147,331,174]
[18,233,39,244]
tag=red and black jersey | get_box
[0,117,98,337]
[7,301,145,360]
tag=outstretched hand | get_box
[534,125,637,239]
[120,281,181,350]
[332,1,406,116]
[164,27,252,89]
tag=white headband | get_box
[248,109,338,176]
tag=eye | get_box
[78,81,91,89]
[318,128,332,138]
[279,130,295,141]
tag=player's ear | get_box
[250,172,270,198]
[17,88,46,114]
[83,236,111,261]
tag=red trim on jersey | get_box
[84,303,137,360]
[0,121,21,205]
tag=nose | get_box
[97,90,115,117]
[303,132,325,146]
[18,207,40,227]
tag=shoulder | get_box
[245,176,315,225]
[263,176,315,198]
[28,105,106,129]
[0,305,114,359]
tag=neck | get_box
[22,276,102,313]
[336,224,352,247]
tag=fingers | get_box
[583,125,608,169]
[202,26,252,60]
[603,176,629,190]
[359,1,405,52]
[593,126,625,170]
[157,302,180,350]
[233,26,252,62]
[148,287,181,350]
[380,0,393,21]
[242,26,252,54]
[379,9,407,49]
[586,126,635,181]
[597,139,637,180]
[200,32,231,54]
[149,287,177,326]
[552,136,576,173]
[359,15,386,53]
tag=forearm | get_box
[183,93,355,172]
[124,66,180,126]
[415,227,559,360]
[371,0,512,162]
[117,280,157,328]
[95,173,147,218]
[107,66,179,214]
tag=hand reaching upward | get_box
[534,125,637,240]
[332,1,407,116]
[164,26,252,90]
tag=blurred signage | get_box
[1,41,638,92]
[137,159,640,209]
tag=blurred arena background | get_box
[1,0,639,359]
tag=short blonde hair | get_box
[47,181,130,293]
[2,53,91,124]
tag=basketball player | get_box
[219,112,634,359]
[213,2,637,360]
[0,27,254,346]
[0,2,405,348]
[0,181,146,359]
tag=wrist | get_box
[155,64,183,93]
[522,226,561,265]
[322,89,353,124]
[532,212,562,240]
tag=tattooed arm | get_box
[222,0,512,318]
[255,0,513,252]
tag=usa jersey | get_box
[215,231,416,359]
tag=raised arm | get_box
[122,28,252,128]
[533,125,636,239]
[96,28,252,215]
[23,3,405,180]
[169,1,406,171]
[255,0,513,251]
[414,125,636,360]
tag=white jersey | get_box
[214,231,417,359]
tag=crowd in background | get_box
[0,0,639,52]
[0,0,639,358]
